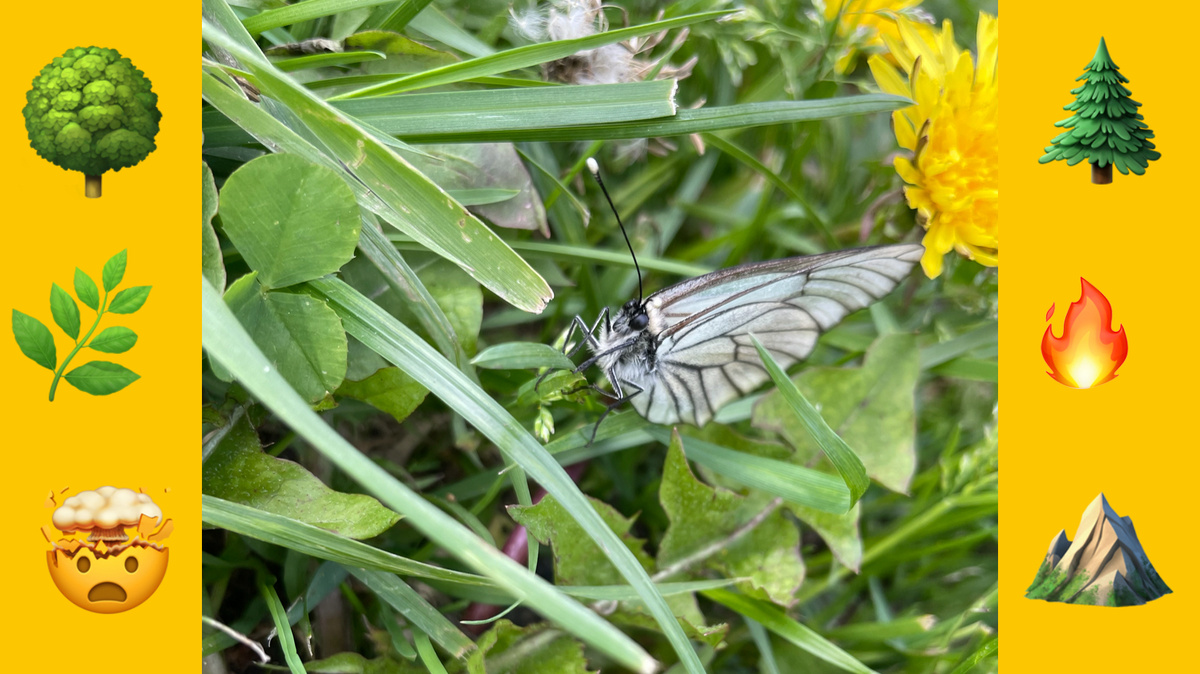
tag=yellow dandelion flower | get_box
[824,0,926,73]
[869,13,998,278]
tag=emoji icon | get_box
[43,486,172,614]
[1042,278,1128,389]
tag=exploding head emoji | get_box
[43,486,171,614]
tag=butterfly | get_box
[550,159,923,433]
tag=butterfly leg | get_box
[587,379,644,446]
[535,309,609,392]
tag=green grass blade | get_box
[203,496,490,587]
[562,578,740,601]
[472,342,575,371]
[370,0,433,32]
[309,277,703,674]
[704,588,876,674]
[388,95,912,143]
[331,10,731,98]
[348,567,475,658]
[243,0,399,37]
[203,80,677,146]
[202,279,657,674]
[387,234,712,277]
[414,632,450,674]
[258,576,307,674]
[948,637,997,674]
[202,24,553,313]
[750,335,870,505]
[306,73,559,90]
[646,428,851,514]
[274,50,387,72]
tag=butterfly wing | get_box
[626,244,923,426]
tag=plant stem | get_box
[49,288,107,401]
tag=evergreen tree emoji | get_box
[1039,38,1159,184]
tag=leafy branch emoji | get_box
[12,250,150,400]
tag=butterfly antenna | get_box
[587,157,643,305]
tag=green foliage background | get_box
[202,1,998,672]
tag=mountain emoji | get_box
[1026,493,1171,606]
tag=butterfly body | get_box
[568,244,923,428]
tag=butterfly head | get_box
[616,299,650,333]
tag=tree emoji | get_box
[22,47,161,198]
[1039,38,1159,184]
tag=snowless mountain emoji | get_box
[1026,493,1171,606]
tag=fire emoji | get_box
[1042,279,1128,389]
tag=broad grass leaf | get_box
[224,273,348,403]
[659,429,804,606]
[202,162,226,292]
[753,334,920,494]
[467,621,591,674]
[88,326,138,354]
[49,283,80,340]
[203,415,400,539]
[74,268,100,311]
[12,310,56,370]
[107,286,152,314]
[301,653,423,674]
[347,567,474,658]
[102,250,126,291]
[218,154,362,290]
[336,367,429,424]
[64,361,139,395]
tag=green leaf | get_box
[49,284,80,340]
[703,588,876,674]
[257,575,306,674]
[12,310,57,370]
[472,342,575,371]
[348,567,475,658]
[63,361,140,395]
[467,621,593,674]
[752,334,920,494]
[107,286,152,314]
[331,11,730,98]
[510,493,653,586]
[202,278,659,674]
[202,496,489,588]
[243,0,400,36]
[88,326,138,354]
[202,81,679,147]
[203,415,400,539]
[302,653,424,674]
[102,250,126,291]
[447,188,520,206]
[658,429,804,606]
[750,335,870,503]
[336,367,429,424]
[224,273,348,403]
[273,50,386,72]
[218,154,362,290]
[202,162,226,292]
[74,269,100,311]
[199,34,553,314]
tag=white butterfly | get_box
[555,160,923,430]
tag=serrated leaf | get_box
[12,310,57,370]
[659,429,804,606]
[108,286,152,314]
[74,268,100,311]
[202,162,226,292]
[88,326,138,354]
[63,361,139,395]
[102,250,127,291]
[218,153,362,289]
[203,415,400,539]
[336,367,428,423]
[224,273,348,403]
[49,284,80,340]
[510,494,652,586]
[753,334,920,494]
